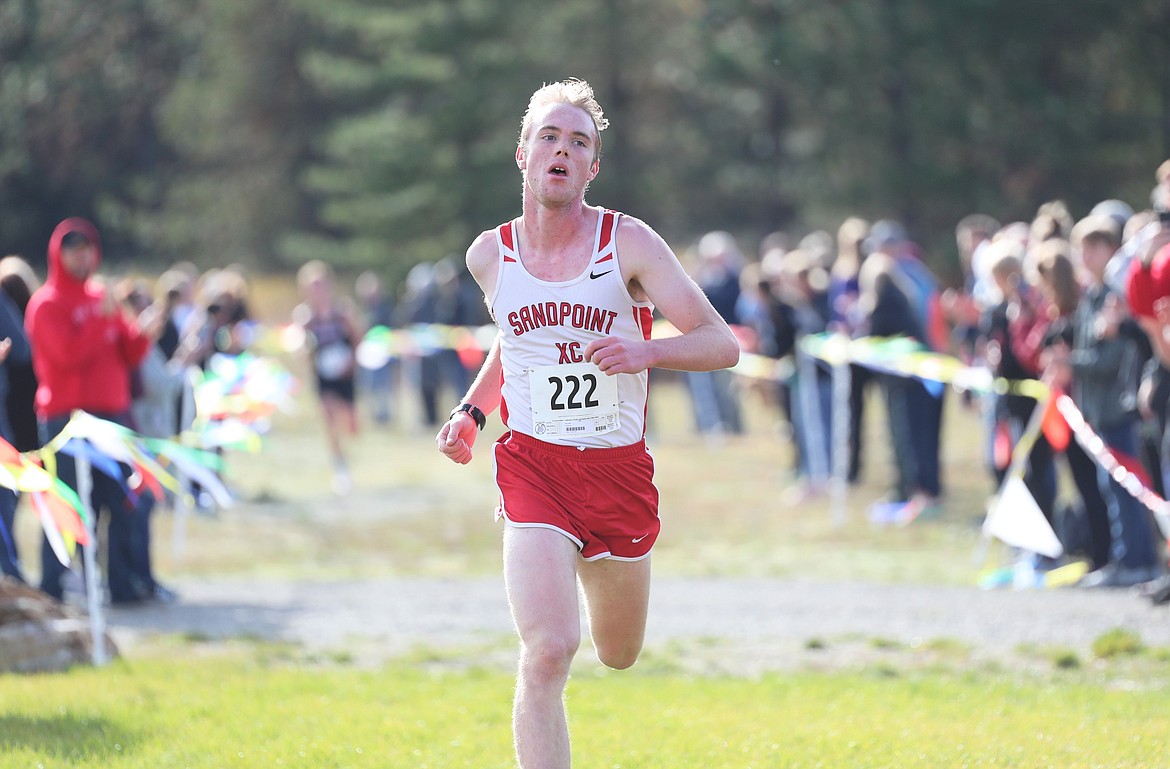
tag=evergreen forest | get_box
[2,0,1168,283]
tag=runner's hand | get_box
[437,412,478,465]
[584,336,652,375]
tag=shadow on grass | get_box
[0,713,140,759]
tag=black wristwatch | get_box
[451,402,487,431]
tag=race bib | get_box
[316,342,355,379]
[528,362,620,437]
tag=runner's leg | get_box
[578,555,651,670]
[320,393,346,461]
[503,526,581,769]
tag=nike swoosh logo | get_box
[631,533,649,543]
[589,270,613,280]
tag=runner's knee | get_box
[519,631,579,681]
[595,639,642,671]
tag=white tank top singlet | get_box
[489,209,654,448]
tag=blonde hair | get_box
[832,216,869,279]
[297,259,333,292]
[519,79,609,163]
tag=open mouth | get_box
[548,164,568,177]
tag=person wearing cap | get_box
[864,220,946,516]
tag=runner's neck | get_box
[517,205,599,274]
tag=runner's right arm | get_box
[437,333,502,464]
[437,231,503,465]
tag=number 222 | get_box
[548,374,599,410]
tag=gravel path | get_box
[105,576,1170,672]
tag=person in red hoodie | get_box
[25,218,163,604]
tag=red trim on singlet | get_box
[635,305,653,340]
[499,368,510,427]
[598,210,615,252]
[636,305,654,434]
[500,221,514,252]
[596,254,613,264]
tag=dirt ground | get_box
[103,574,1170,674]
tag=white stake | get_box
[76,448,108,666]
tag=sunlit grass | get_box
[2,648,1168,768]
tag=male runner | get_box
[437,78,739,769]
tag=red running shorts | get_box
[492,430,660,561]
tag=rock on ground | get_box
[0,577,118,673]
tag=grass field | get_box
[2,647,1169,768]
[5,297,1169,767]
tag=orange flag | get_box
[1040,391,1070,451]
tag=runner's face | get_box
[516,103,599,209]
[304,275,331,308]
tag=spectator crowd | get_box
[0,217,258,606]
[683,158,1170,603]
[3,160,1170,609]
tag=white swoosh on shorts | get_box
[631,534,648,543]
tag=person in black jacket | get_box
[0,280,32,582]
[0,256,40,454]
[856,252,934,522]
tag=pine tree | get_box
[286,0,545,280]
[143,0,328,269]
[0,0,187,263]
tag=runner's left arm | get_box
[585,218,739,375]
